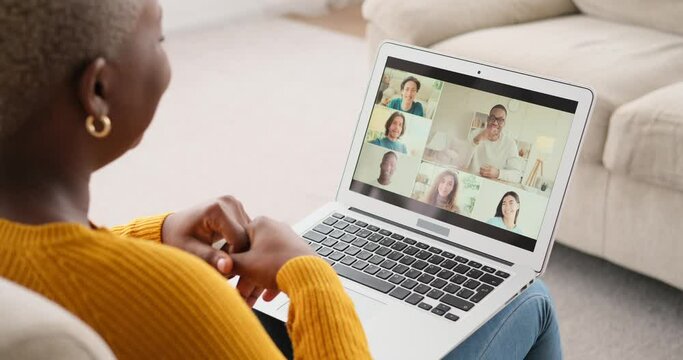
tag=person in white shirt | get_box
[468,104,522,183]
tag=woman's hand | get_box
[230,217,316,302]
[161,196,264,305]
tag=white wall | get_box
[160,0,268,33]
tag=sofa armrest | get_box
[362,0,578,48]
[603,82,683,192]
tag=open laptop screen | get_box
[350,57,578,252]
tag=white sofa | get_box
[363,0,683,289]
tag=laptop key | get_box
[427,255,445,265]
[345,225,360,234]
[414,284,431,294]
[466,269,484,279]
[412,260,428,270]
[389,287,410,300]
[427,289,444,300]
[467,260,482,268]
[399,256,416,266]
[309,244,321,252]
[342,216,356,223]
[364,265,380,275]
[316,247,333,257]
[368,233,383,242]
[442,251,455,259]
[443,283,461,294]
[441,294,475,312]
[377,269,392,280]
[340,234,355,243]
[379,229,392,236]
[322,238,338,247]
[391,242,407,251]
[428,246,442,254]
[333,222,348,230]
[418,303,432,311]
[390,233,405,240]
[405,269,421,279]
[363,243,380,252]
[341,256,356,266]
[323,217,338,226]
[495,270,510,279]
[479,274,504,286]
[470,291,490,303]
[331,212,345,219]
[437,269,455,280]
[368,255,384,265]
[355,221,368,228]
[451,274,467,284]
[431,308,446,316]
[403,238,417,245]
[352,260,368,271]
[478,284,494,294]
[455,256,469,263]
[329,251,345,261]
[424,265,440,275]
[393,264,409,274]
[388,251,404,261]
[356,229,372,238]
[313,224,333,235]
[367,225,380,232]
[416,250,431,260]
[454,264,471,274]
[405,293,424,305]
[333,242,349,252]
[463,279,481,290]
[482,266,496,273]
[441,259,457,270]
[403,246,419,256]
[344,246,361,256]
[457,288,475,299]
[436,303,451,312]
[430,278,447,289]
[389,274,406,285]
[333,264,394,293]
[329,229,345,239]
[414,242,428,250]
[379,238,395,247]
[401,279,418,290]
[303,231,326,243]
[417,274,435,284]
[445,313,460,322]
[380,260,397,270]
[357,250,373,260]
[375,247,391,256]
[352,238,368,247]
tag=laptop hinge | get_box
[349,207,514,267]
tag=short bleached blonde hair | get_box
[0,0,145,138]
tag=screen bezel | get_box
[337,41,594,273]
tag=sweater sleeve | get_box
[109,213,171,243]
[278,256,372,359]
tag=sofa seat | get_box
[431,15,683,164]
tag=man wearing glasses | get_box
[467,104,522,183]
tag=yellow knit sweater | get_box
[0,215,371,359]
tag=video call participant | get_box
[487,191,525,235]
[370,111,407,154]
[387,76,425,117]
[468,104,522,183]
[423,170,460,213]
[373,151,398,187]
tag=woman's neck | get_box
[0,162,91,226]
[502,216,515,229]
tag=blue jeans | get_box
[444,280,562,360]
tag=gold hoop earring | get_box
[85,115,112,138]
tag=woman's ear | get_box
[78,57,110,117]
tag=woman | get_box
[487,191,525,235]
[424,170,460,213]
[0,1,560,359]
[387,75,425,117]
[370,111,408,154]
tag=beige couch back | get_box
[574,0,683,35]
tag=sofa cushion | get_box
[573,0,683,36]
[431,15,683,163]
[603,82,683,192]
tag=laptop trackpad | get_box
[276,287,386,321]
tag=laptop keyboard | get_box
[302,213,510,322]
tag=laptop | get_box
[254,41,594,359]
